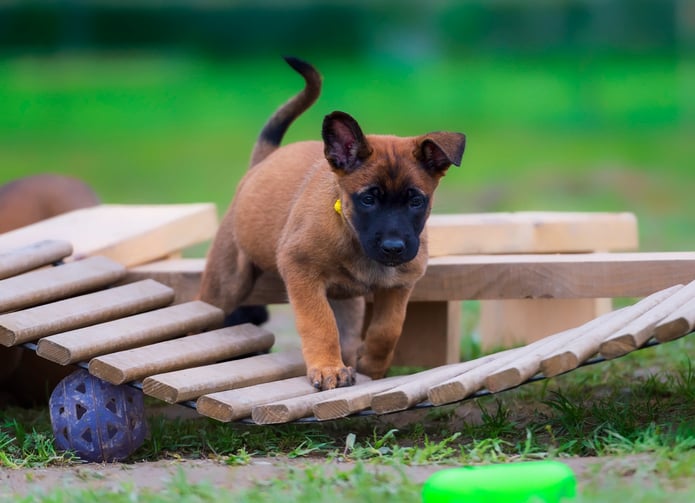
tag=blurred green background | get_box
[1,0,693,252]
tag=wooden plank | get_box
[89,324,275,385]
[0,256,126,314]
[427,212,638,257]
[197,376,315,422]
[143,349,306,403]
[0,240,73,280]
[312,374,413,421]
[373,352,514,412]
[251,374,371,424]
[539,286,682,377]
[36,301,224,365]
[0,203,218,267]
[654,296,695,342]
[599,280,695,358]
[124,252,695,304]
[0,279,174,347]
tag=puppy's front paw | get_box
[308,366,356,390]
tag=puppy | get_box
[199,57,465,390]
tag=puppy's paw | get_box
[308,366,356,390]
[356,353,389,380]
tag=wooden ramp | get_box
[1,240,695,425]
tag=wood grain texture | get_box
[250,374,371,424]
[539,286,682,376]
[427,212,638,257]
[89,324,275,384]
[0,203,218,267]
[654,296,695,342]
[143,349,306,403]
[36,301,224,365]
[0,279,174,346]
[0,240,73,280]
[600,280,695,358]
[0,256,126,314]
[197,376,315,422]
[124,252,695,304]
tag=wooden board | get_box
[36,301,224,365]
[0,256,126,314]
[0,204,218,267]
[0,240,73,280]
[89,324,275,385]
[0,279,175,346]
[126,252,695,303]
[427,212,638,256]
[143,349,306,403]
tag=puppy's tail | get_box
[249,56,322,168]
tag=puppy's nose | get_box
[381,238,405,256]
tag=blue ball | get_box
[49,369,147,463]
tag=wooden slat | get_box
[251,374,371,425]
[89,324,275,385]
[427,212,638,257]
[36,301,224,365]
[372,353,510,413]
[124,252,695,304]
[600,280,695,358]
[654,297,695,342]
[143,349,306,403]
[312,375,413,421]
[0,256,126,314]
[0,204,218,267]
[0,279,174,346]
[197,376,315,422]
[0,240,73,280]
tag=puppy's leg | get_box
[198,232,256,315]
[330,297,366,369]
[357,286,412,379]
[281,270,355,390]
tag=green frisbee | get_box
[422,460,577,503]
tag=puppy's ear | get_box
[322,111,372,173]
[415,132,466,176]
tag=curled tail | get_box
[249,56,322,167]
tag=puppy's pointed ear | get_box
[415,132,466,176]
[322,111,372,173]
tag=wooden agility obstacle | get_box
[1,239,695,425]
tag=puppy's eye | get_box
[409,194,425,209]
[360,193,376,207]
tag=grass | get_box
[1,52,695,500]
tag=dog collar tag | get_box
[333,199,342,215]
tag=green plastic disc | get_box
[422,460,577,503]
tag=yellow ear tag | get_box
[334,199,342,215]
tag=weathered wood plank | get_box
[89,324,275,385]
[600,280,695,358]
[124,252,695,303]
[0,279,174,346]
[197,376,315,422]
[0,240,73,280]
[654,297,695,342]
[427,212,638,256]
[36,301,223,365]
[0,203,218,267]
[143,349,306,403]
[0,256,126,314]
[251,374,371,424]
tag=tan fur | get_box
[199,59,465,390]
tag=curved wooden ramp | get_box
[1,240,695,425]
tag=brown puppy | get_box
[199,57,466,390]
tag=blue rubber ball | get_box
[49,369,147,463]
